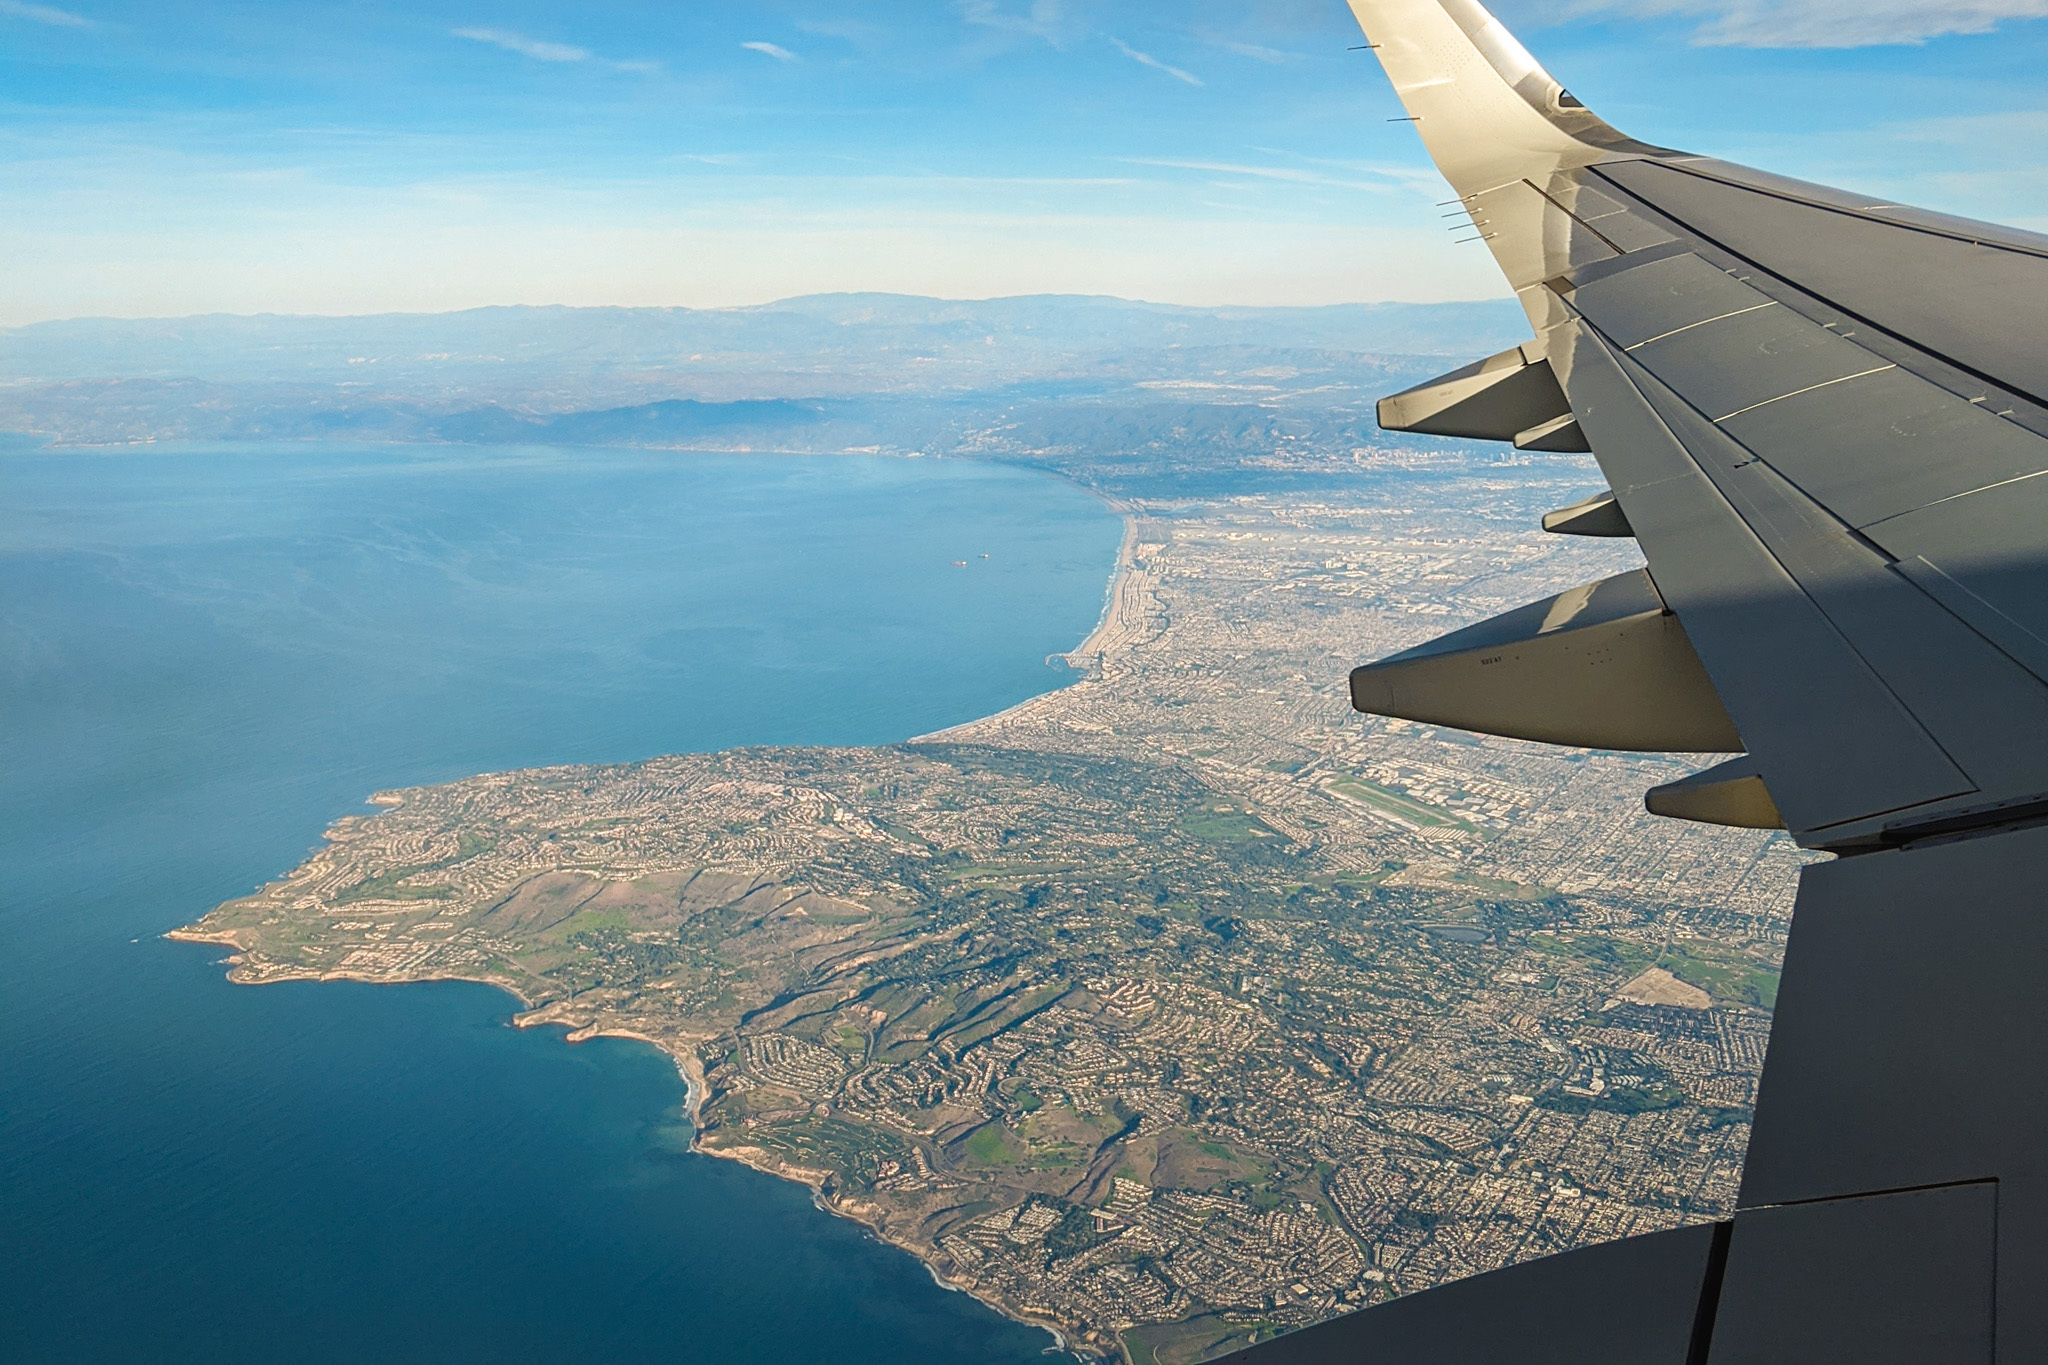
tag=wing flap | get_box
[1565,252,1765,349]
[1567,250,2048,528]
[1717,365,2048,529]
[1564,328,1977,833]
[1587,328,2048,841]
[1708,1183,1998,1364]
[1594,157,2048,407]
[1625,302,1888,423]
[1874,477,2048,686]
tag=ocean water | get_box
[0,443,1120,1363]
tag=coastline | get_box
[687,1125,1077,1355]
[121,430,1795,1365]
[1069,502,1141,666]
[522,505,1144,1354]
[913,500,1152,746]
[167,926,545,1011]
[165,923,1077,1347]
[172,489,1144,1359]
[478,994,1079,1352]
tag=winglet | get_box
[1346,0,1673,313]
[1345,0,1652,199]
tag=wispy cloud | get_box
[1124,156,1397,191]
[958,0,1067,42]
[741,40,799,62]
[452,26,659,71]
[796,17,882,43]
[1110,37,1202,86]
[1548,0,2048,46]
[452,27,591,63]
[0,0,93,27]
[1206,37,1297,64]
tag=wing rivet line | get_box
[1713,365,1897,423]
[1625,301,1778,352]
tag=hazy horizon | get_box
[6,1,2048,327]
[2,290,1522,331]
[0,285,1531,453]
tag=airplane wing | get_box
[1219,3,2048,1360]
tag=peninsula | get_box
[179,459,1797,1363]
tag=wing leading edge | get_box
[1218,4,2048,1361]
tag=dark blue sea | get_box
[0,442,1120,1363]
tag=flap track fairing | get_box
[1377,344,1573,442]
[1514,412,1592,453]
[1349,569,1742,752]
[1542,489,1634,537]
[1644,755,1785,829]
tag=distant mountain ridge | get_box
[432,398,826,446]
[0,293,1528,479]
[0,294,1525,387]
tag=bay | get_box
[0,442,1120,1363]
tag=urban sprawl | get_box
[182,446,1800,1364]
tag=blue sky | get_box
[3,0,2047,322]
